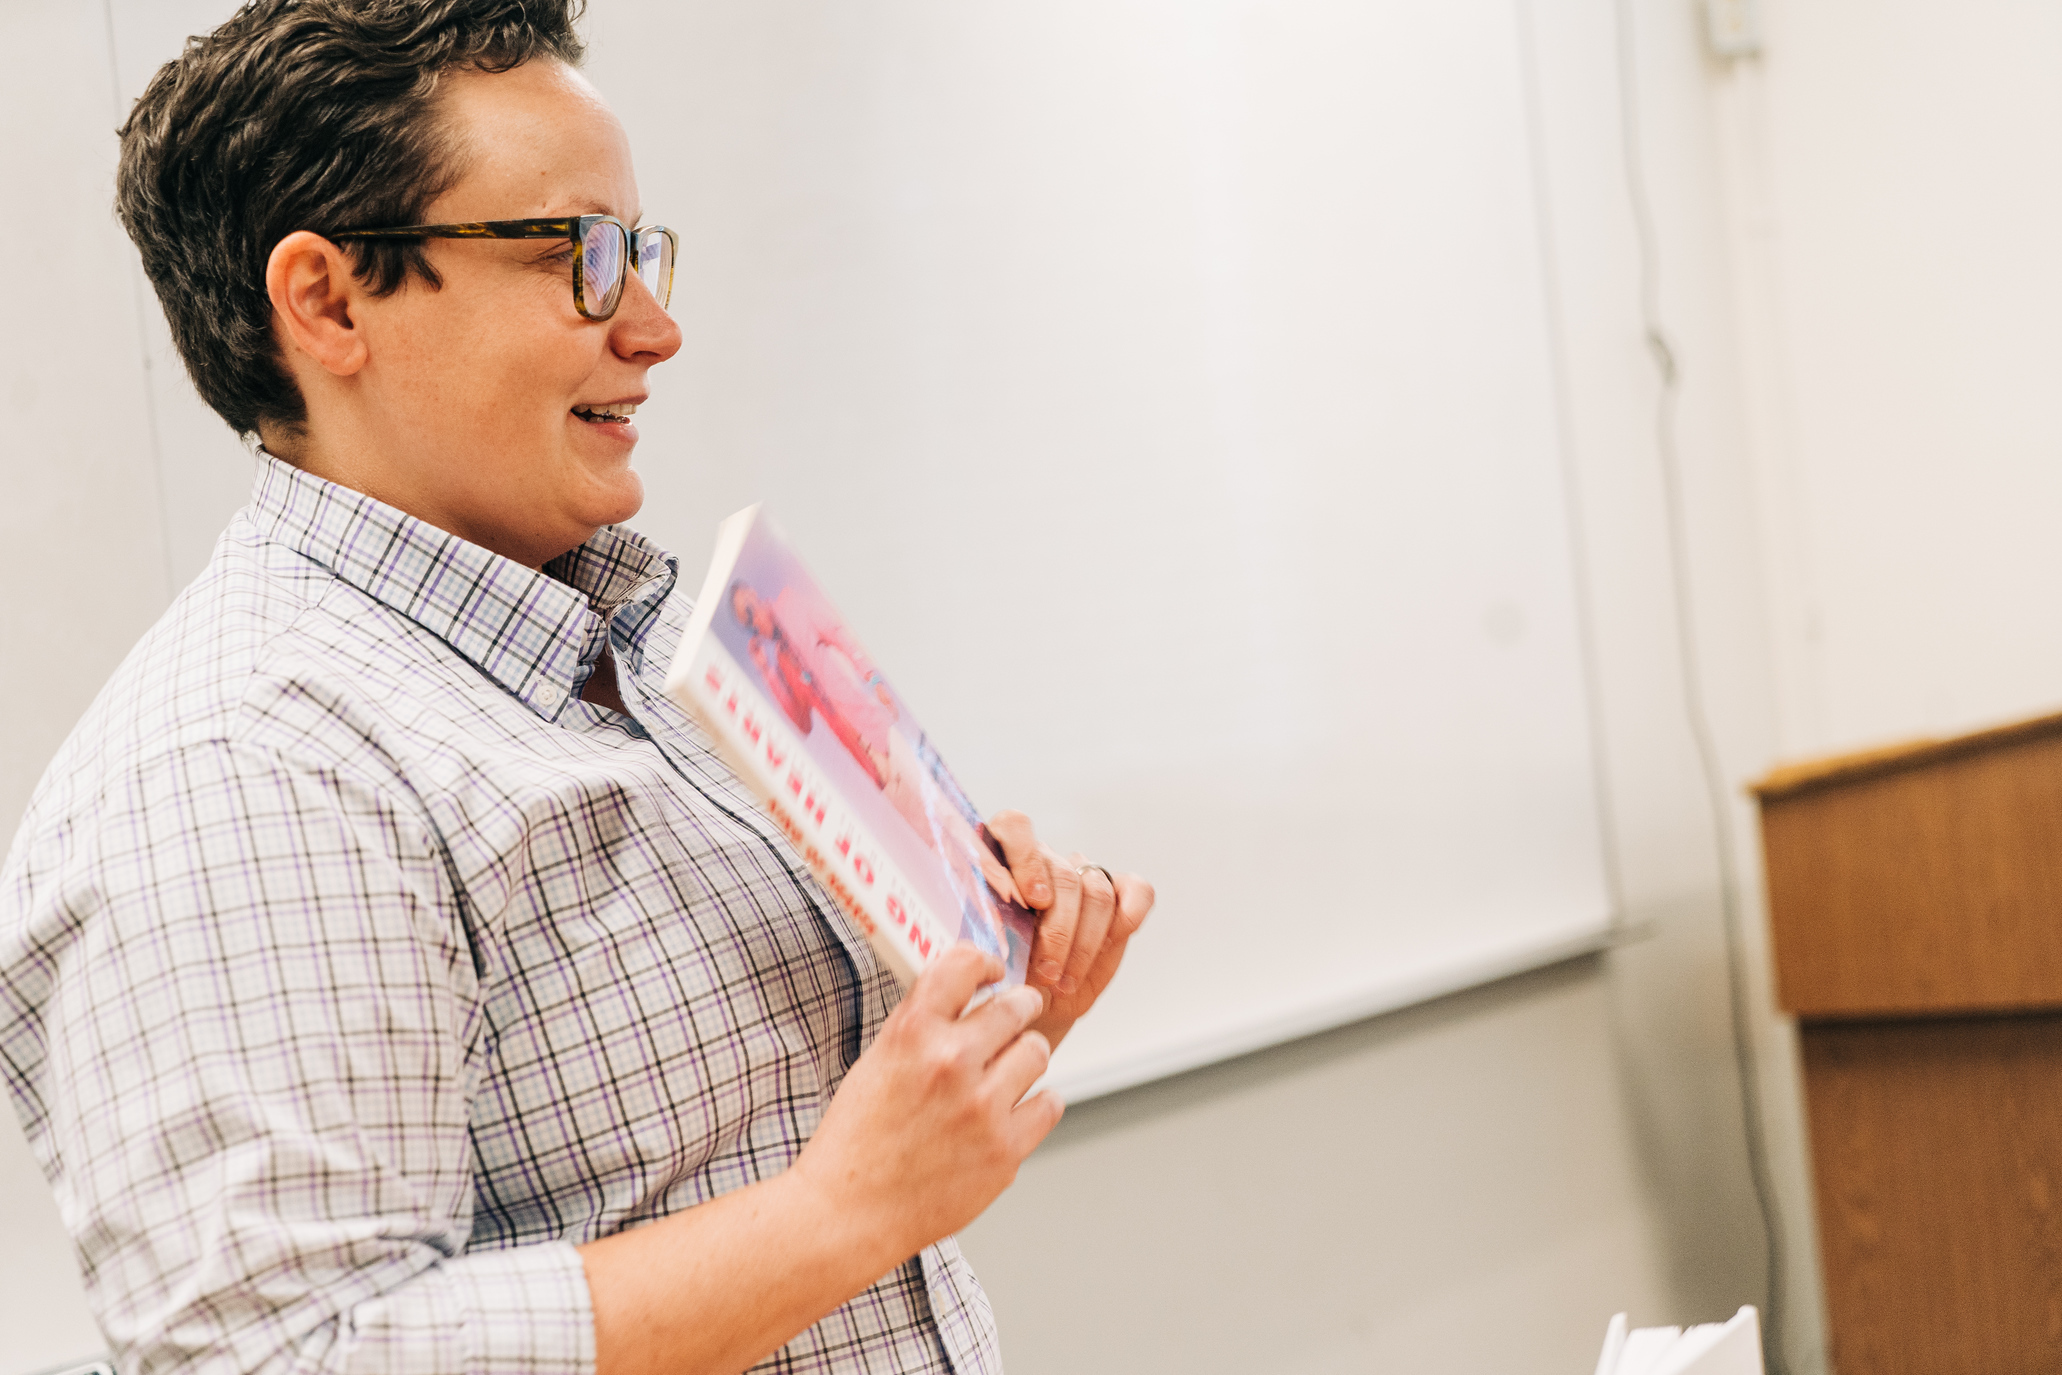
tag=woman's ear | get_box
[266,231,369,377]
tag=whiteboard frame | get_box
[1046,912,1617,1103]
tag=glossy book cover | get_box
[663,505,1036,987]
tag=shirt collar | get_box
[247,453,677,721]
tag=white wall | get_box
[1718,0,2062,758]
[1,4,174,1365]
[964,957,1675,1373]
[0,2,1850,1373]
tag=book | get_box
[663,505,1038,987]
[1594,1306,1763,1375]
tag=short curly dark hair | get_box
[115,0,588,440]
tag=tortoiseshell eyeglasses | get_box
[328,215,676,321]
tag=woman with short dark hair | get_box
[2,3,1150,1371]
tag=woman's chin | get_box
[579,468,646,529]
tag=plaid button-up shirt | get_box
[1,454,1001,1375]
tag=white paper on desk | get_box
[1593,1312,1629,1375]
[1594,1306,1762,1375]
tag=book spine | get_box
[671,633,954,986]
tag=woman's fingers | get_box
[1006,1088,1066,1159]
[974,843,1019,905]
[1061,853,1117,993]
[1112,872,1153,941]
[906,943,1005,1021]
[1046,851,1142,997]
[961,983,1049,1062]
[984,810,1053,909]
[1078,921,1138,1006]
[988,1027,1055,1108]
[1027,857,1083,991]
[982,810,1151,1009]
[1081,873,1152,994]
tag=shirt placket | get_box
[598,586,879,1073]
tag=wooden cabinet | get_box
[1755,712,2062,1374]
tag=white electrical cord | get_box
[1611,3,1791,1372]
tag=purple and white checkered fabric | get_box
[1,454,1002,1375]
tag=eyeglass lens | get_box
[581,219,627,318]
[636,232,674,309]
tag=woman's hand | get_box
[789,944,1063,1264]
[984,811,1155,1046]
[582,947,1059,1375]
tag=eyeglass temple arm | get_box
[328,220,581,241]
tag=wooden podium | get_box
[1754,712,2062,1375]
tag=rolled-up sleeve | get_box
[2,735,594,1375]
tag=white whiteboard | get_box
[583,0,1613,1099]
[96,0,1613,1103]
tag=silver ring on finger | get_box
[1076,863,1117,898]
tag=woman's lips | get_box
[568,409,638,444]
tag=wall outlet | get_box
[1703,0,1763,59]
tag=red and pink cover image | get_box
[664,505,1036,986]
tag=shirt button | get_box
[535,682,565,709]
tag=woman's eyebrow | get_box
[561,198,642,222]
